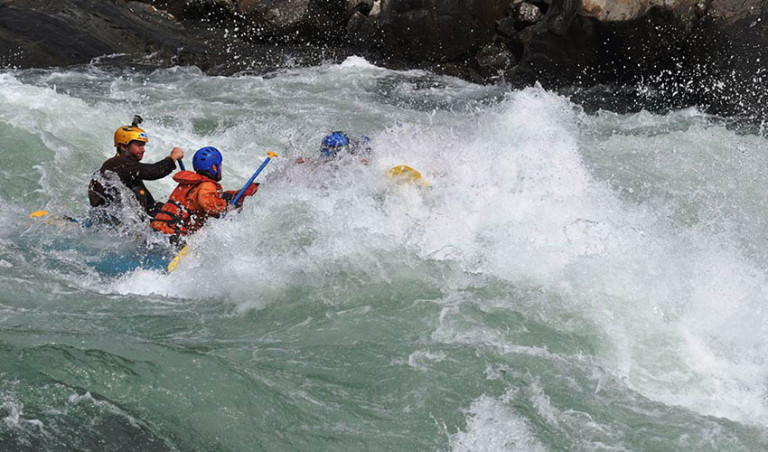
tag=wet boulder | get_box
[509,0,768,118]
[580,0,701,22]
[505,0,596,87]
[686,0,768,117]
[0,0,264,73]
[475,40,516,79]
[374,0,510,62]
[513,2,544,24]
[0,0,188,68]
[138,0,237,22]
[510,0,702,89]
[236,0,348,42]
[497,16,518,38]
[345,0,382,45]
[583,0,768,111]
[346,0,374,16]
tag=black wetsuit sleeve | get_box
[126,157,176,180]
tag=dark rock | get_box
[0,0,311,75]
[430,61,485,84]
[0,0,191,68]
[475,41,515,72]
[513,2,543,24]
[346,4,381,46]
[126,2,179,24]
[544,0,581,35]
[594,8,692,85]
[236,0,347,43]
[346,0,374,16]
[571,0,767,118]
[682,0,768,118]
[347,10,368,34]
[502,0,604,89]
[375,0,509,62]
[508,24,538,58]
[138,0,237,23]
[497,17,518,38]
[511,14,599,88]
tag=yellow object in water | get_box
[167,245,190,273]
[387,165,431,188]
[29,210,78,226]
[30,210,50,219]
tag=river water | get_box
[1,57,768,450]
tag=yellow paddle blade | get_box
[167,245,190,273]
[30,210,50,219]
[29,210,79,226]
[387,165,431,188]
[267,151,278,158]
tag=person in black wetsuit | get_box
[88,116,184,220]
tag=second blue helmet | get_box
[193,146,223,181]
[320,131,350,158]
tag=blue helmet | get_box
[193,146,223,181]
[320,131,350,158]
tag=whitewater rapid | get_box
[1,57,768,450]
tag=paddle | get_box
[167,151,278,273]
[166,245,190,273]
[231,151,278,206]
[178,159,186,171]
[29,210,80,225]
[387,165,431,188]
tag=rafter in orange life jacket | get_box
[150,171,229,237]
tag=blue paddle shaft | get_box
[178,159,186,171]
[231,156,273,206]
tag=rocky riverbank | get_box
[1,0,765,120]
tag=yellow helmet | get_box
[114,126,149,147]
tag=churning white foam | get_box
[449,390,546,452]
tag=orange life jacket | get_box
[150,171,224,237]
